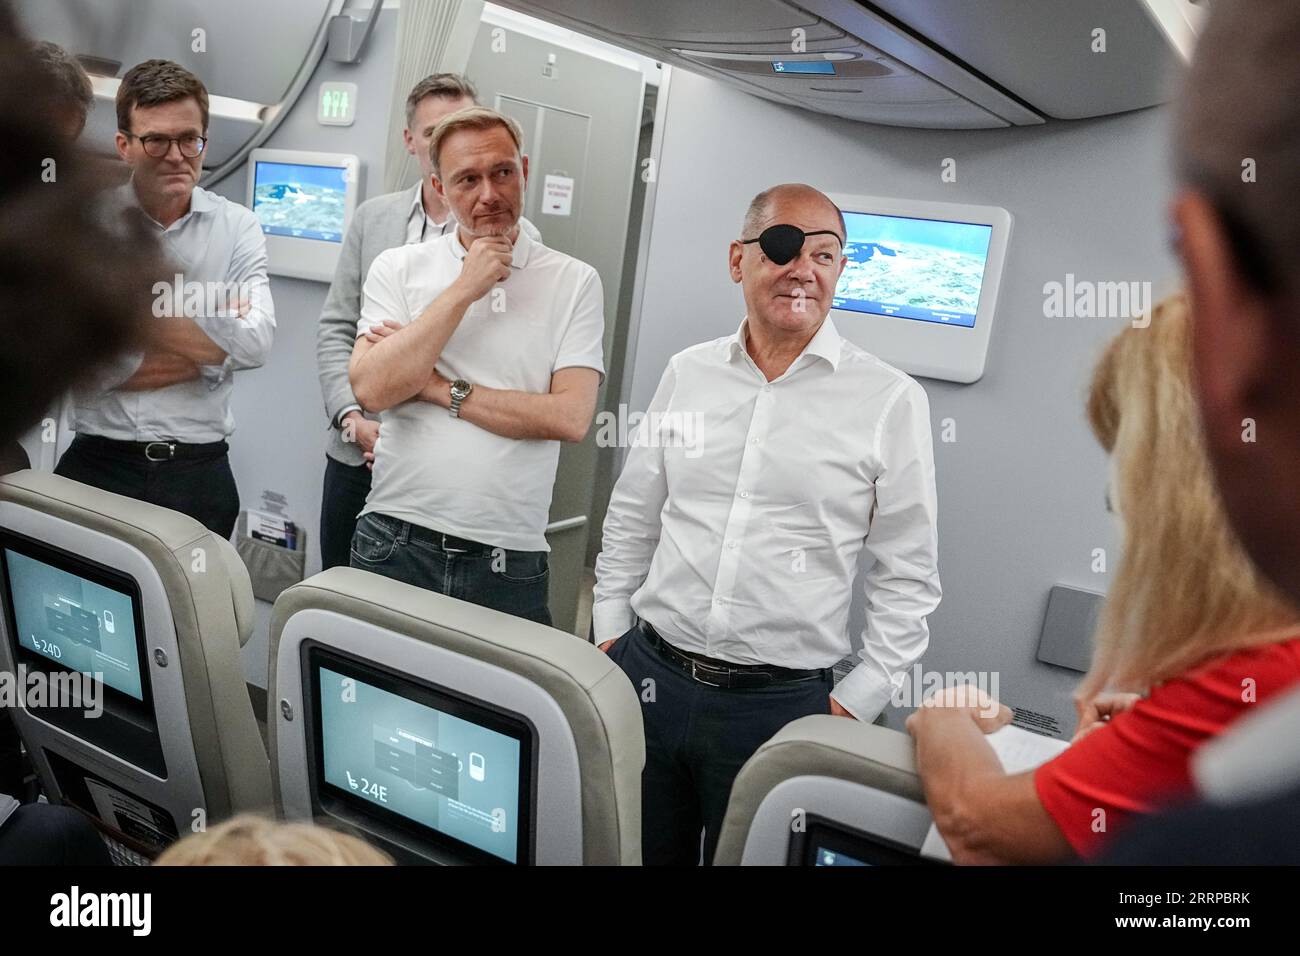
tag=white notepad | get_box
[919,725,1070,862]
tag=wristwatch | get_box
[449,379,473,418]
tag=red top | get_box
[1034,636,1300,858]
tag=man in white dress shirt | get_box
[594,183,942,864]
[348,108,604,624]
[55,60,275,539]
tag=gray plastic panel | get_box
[1037,585,1103,673]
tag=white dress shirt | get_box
[593,316,941,721]
[356,225,605,552]
[72,182,275,442]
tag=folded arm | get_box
[117,349,202,390]
[417,366,599,443]
[349,279,476,413]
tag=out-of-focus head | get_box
[403,73,477,190]
[1172,0,1300,603]
[114,59,209,206]
[730,184,846,339]
[429,106,528,239]
[30,40,93,139]
[153,814,394,866]
[1080,294,1298,698]
[0,5,158,444]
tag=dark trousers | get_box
[605,624,832,865]
[350,512,552,626]
[320,455,373,571]
[0,804,113,866]
[54,435,239,539]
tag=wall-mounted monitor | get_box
[246,148,361,283]
[306,646,535,865]
[825,193,1012,383]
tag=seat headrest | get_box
[269,567,645,864]
[713,715,923,865]
[1195,685,1300,803]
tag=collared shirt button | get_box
[750,437,760,445]
[739,490,749,498]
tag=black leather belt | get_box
[637,620,829,689]
[402,520,496,556]
[73,434,229,462]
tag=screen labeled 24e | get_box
[318,666,524,863]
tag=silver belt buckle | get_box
[144,441,175,462]
[689,659,725,687]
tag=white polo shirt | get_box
[356,226,605,551]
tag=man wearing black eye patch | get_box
[594,183,941,865]
[740,222,845,266]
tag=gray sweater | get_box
[316,188,412,467]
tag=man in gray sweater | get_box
[315,73,537,568]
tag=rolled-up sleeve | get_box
[193,210,276,380]
[592,360,676,643]
[832,379,941,722]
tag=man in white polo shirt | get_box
[348,107,605,624]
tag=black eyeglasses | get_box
[122,131,207,159]
[741,223,844,265]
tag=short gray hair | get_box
[404,73,478,127]
[742,184,845,241]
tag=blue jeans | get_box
[605,623,832,865]
[349,512,552,626]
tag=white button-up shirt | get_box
[357,226,605,551]
[72,182,275,442]
[593,316,941,721]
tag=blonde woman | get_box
[154,814,393,866]
[907,293,1300,863]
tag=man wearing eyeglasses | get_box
[594,183,941,865]
[55,59,275,539]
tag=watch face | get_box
[451,380,471,400]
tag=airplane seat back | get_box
[268,567,645,865]
[1193,684,1300,804]
[0,470,272,860]
[713,715,935,866]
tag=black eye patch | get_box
[741,223,844,265]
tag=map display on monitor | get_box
[833,211,994,328]
[252,161,349,243]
